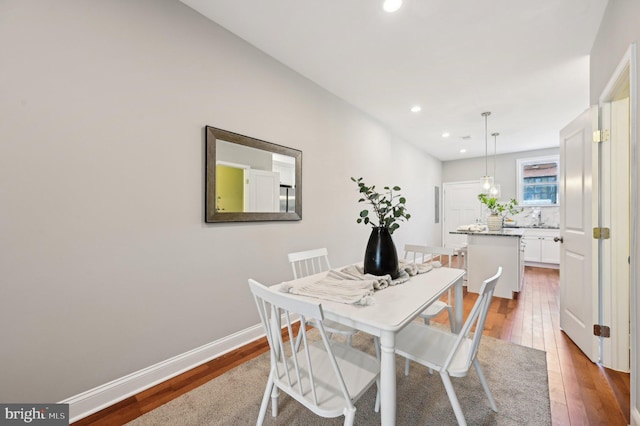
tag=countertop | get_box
[503,224,559,229]
[450,228,525,237]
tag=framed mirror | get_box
[205,126,302,223]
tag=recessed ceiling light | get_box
[442,132,450,138]
[410,105,421,113]
[459,148,467,154]
[383,0,403,13]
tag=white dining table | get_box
[275,266,465,426]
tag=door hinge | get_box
[593,129,610,143]
[594,324,611,338]
[593,227,610,239]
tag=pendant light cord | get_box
[482,112,491,176]
[492,132,499,179]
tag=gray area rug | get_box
[127,330,550,425]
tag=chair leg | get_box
[346,334,352,346]
[343,407,356,426]
[404,357,411,376]
[257,374,274,425]
[446,306,455,332]
[419,320,434,375]
[373,336,381,413]
[440,371,467,426]
[270,381,279,417]
[374,336,380,360]
[473,358,498,412]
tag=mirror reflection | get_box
[216,141,296,213]
[205,126,302,223]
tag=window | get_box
[516,155,559,206]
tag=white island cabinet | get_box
[451,229,525,299]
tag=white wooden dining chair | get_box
[395,267,502,426]
[288,248,358,345]
[404,244,456,327]
[248,279,380,426]
[403,244,457,375]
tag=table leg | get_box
[379,331,396,425]
[454,277,463,333]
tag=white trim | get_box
[630,41,638,426]
[597,42,638,412]
[632,406,640,426]
[597,44,636,374]
[61,323,266,423]
[216,160,250,169]
[599,46,634,105]
[523,261,559,270]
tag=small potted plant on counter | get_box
[478,193,522,231]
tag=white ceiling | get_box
[180,0,608,161]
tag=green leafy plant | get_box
[352,177,411,234]
[478,193,522,217]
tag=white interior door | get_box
[246,169,280,212]
[442,181,481,249]
[559,108,598,362]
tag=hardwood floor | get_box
[73,266,630,425]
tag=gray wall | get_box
[0,0,442,402]
[590,1,640,421]
[442,148,560,200]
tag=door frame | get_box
[598,43,638,422]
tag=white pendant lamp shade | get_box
[480,112,493,194]
[481,176,494,192]
[489,183,501,197]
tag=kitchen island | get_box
[450,228,525,299]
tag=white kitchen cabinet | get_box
[522,229,560,266]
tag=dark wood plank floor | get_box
[73,265,630,425]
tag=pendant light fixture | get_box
[480,112,493,193]
[489,132,501,197]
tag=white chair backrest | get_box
[288,248,332,279]
[404,244,454,267]
[444,267,502,371]
[248,279,355,411]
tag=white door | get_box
[442,181,481,249]
[559,108,598,362]
[246,169,280,212]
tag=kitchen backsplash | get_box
[509,206,559,227]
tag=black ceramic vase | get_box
[364,227,400,279]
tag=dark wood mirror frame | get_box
[205,126,302,223]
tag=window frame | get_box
[516,155,560,207]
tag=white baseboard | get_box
[631,406,639,426]
[62,323,266,423]
[524,261,559,270]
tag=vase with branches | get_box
[352,177,411,278]
[352,177,411,234]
